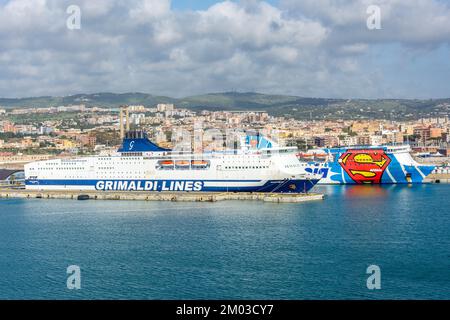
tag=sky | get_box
[0,0,450,99]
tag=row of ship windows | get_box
[121,153,143,157]
[98,158,142,161]
[98,163,143,166]
[37,167,83,170]
[224,166,269,169]
[62,176,142,179]
[36,166,270,171]
[60,161,87,164]
[50,162,86,166]
[98,173,142,175]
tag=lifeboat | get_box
[192,160,208,165]
[296,152,314,161]
[158,160,174,167]
[314,153,328,161]
[301,153,314,159]
[191,160,210,168]
[175,160,190,168]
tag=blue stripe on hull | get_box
[25,179,320,194]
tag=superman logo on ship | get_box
[338,149,391,184]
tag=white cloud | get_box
[0,0,59,31]
[280,0,450,45]
[337,43,368,55]
[0,0,449,98]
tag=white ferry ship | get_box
[24,131,321,193]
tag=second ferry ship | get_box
[24,130,321,193]
[297,145,435,184]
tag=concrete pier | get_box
[0,189,324,203]
[424,172,450,184]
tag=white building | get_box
[131,113,146,125]
[128,105,147,112]
[157,103,175,112]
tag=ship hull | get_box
[25,178,320,193]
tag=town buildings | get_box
[0,103,448,168]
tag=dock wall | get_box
[424,173,450,184]
[0,189,324,203]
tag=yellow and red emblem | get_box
[338,149,391,184]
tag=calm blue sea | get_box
[0,184,449,299]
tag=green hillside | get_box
[1,92,449,120]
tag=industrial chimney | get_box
[119,105,129,139]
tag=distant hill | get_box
[1,92,449,120]
[0,92,176,108]
[178,92,303,110]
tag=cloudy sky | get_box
[0,0,449,99]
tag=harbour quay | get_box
[424,174,450,183]
[0,189,324,203]
[424,166,450,183]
